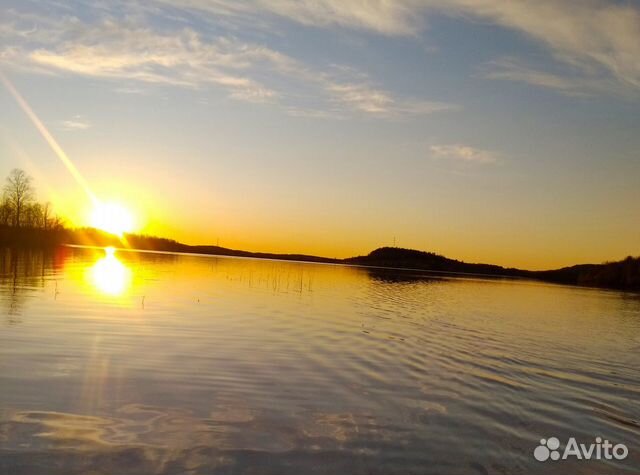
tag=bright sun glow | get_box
[90,202,135,236]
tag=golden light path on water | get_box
[88,247,132,296]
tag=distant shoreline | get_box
[1,225,638,291]
[66,243,530,280]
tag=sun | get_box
[90,202,135,236]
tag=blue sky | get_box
[1,0,639,268]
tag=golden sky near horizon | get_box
[2,0,639,270]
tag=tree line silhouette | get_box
[1,169,64,230]
[0,168,185,249]
[1,169,638,291]
[347,247,640,291]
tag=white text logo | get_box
[534,437,628,462]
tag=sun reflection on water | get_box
[89,247,132,296]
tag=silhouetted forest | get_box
[0,168,64,229]
[347,247,640,291]
[1,169,638,291]
[534,257,640,290]
[0,169,66,247]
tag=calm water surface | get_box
[0,246,639,475]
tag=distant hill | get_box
[346,247,640,291]
[345,247,526,277]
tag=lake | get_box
[0,246,639,475]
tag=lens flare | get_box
[0,72,97,205]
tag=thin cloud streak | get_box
[479,58,625,98]
[430,144,497,164]
[58,117,91,131]
[326,82,457,118]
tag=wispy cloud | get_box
[0,9,455,118]
[114,86,150,95]
[155,0,424,36]
[7,0,634,115]
[8,19,280,101]
[452,1,640,97]
[326,82,456,118]
[479,57,624,98]
[58,116,91,131]
[430,144,496,164]
[160,0,640,97]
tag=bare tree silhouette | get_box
[3,169,34,228]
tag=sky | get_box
[1,0,639,269]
